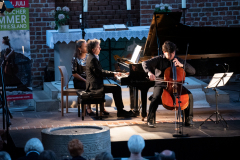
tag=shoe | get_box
[147,119,156,128]
[103,110,109,115]
[117,110,135,117]
[148,94,153,101]
[132,110,140,116]
[86,110,96,116]
[128,110,136,117]
[185,117,194,126]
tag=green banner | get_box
[0,8,29,31]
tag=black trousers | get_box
[104,84,124,111]
[147,85,193,122]
[73,80,86,90]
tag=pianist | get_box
[72,39,100,116]
[85,39,134,117]
[142,41,196,127]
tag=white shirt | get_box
[94,54,99,60]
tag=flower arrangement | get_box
[154,3,172,13]
[49,6,70,30]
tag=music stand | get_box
[199,72,233,130]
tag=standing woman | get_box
[72,39,95,115]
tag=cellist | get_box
[142,41,196,127]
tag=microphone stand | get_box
[180,8,188,25]
[81,0,86,39]
[1,57,13,143]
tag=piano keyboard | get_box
[115,73,129,80]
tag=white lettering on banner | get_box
[0,18,5,24]
[7,16,14,23]
[21,15,26,23]
[0,16,26,24]
[7,8,26,15]
[16,15,20,23]
[0,24,27,29]
[15,1,26,7]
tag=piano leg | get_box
[129,86,140,116]
[140,88,149,121]
[134,87,140,116]
[129,86,135,110]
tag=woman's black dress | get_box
[71,55,88,90]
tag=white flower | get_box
[58,14,65,20]
[62,6,70,12]
[49,21,56,28]
[160,6,165,10]
[49,10,55,16]
[155,4,160,8]
[164,4,169,7]
[160,3,164,7]
[56,7,61,11]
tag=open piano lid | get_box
[143,12,188,57]
[142,12,240,59]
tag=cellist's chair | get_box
[58,66,82,116]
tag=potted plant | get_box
[50,6,70,33]
[154,3,172,13]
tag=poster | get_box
[0,0,32,104]
[0,8,29,30]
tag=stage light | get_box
[0,0,14,17]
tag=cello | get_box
[161,59,189,111]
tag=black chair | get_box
[77,91,105,120]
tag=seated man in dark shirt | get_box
[142,41,196,127]
[85,39,134,117]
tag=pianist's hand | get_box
[173,58,183,68]
[148,72,156,81]
[114,72,122,77]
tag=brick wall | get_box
[55,0,140,29]
[140,0,240,27]
[29,0,55,86]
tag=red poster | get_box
[9,0,29,8]
[7,94,33,101]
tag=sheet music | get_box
[114,24,127,29]
[207,72,233,88]
[103,24,127,31]
[103,25,116,30]
[130,45,142,64]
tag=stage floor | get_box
[5,80,240,138]
[2,79,240,159]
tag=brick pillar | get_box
[29,0,55,86]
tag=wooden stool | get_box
[77,91,105,120]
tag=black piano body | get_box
[117,12,240,119]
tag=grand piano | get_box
[116,12,240,120]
